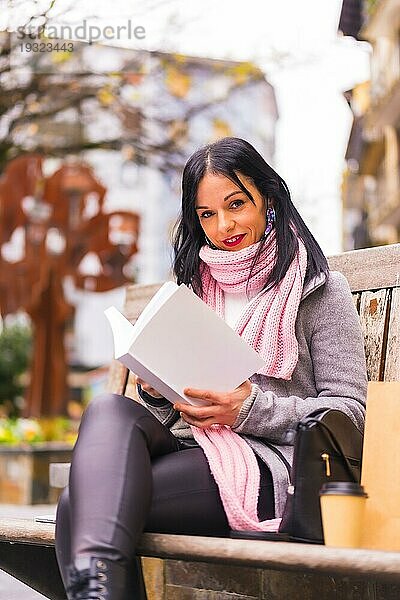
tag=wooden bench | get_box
[1,243,400,600]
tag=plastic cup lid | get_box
[319,481,368,497]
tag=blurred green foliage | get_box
[0,323,32,417]
[0,416,77,445]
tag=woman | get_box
[55,137,367,599]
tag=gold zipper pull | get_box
[321,453,331,477]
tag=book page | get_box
[131,281,178,341]
[130,284,265,403]
[104,307,136,358]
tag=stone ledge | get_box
[0,442,73,453]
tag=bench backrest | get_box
[107,243,400,398]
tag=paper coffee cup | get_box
[319,482,368,548]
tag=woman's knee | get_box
[81,393,148,423]
[76,394,170,455]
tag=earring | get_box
[263,206,276,238]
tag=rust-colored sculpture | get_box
[0,155,140,417]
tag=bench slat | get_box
[2,519,400,584]
[0,519,55,546]
[328,243,400,292]
[359,289,391,381]
[107,359,128,395]
[125,371,142,402]
[124,284,163,322]
[136,533,400,584]
[385,287,400,381]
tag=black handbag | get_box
[231,408,363,544]
[278,408,363,543]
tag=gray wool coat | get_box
[137,270,367,518]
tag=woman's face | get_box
[195,171,267,251]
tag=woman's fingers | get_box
[174,402,222,427]
[173,402,216,418]
[144,386,163,398]
[184,419,216,429]
[136,377,163,398]
[177,381,252,427]
[183,388,220,402]
[179,412,218,428]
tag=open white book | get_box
[104,282,265,407]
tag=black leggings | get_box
[55,393,274,593]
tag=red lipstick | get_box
[221,234,246,248]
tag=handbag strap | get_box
[304,418,359,483]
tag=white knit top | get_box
[224,288,261,329]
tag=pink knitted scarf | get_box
[190,231,307,531]
[198,229,308,379]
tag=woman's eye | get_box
[199,200,243,219]
[231,200,244,209]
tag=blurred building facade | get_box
[341,0,400,249]
[2,42,278,366]
[77,50,278,367]
[86,54,277,367]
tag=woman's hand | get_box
[136,377,164,398]
[174,379,252,428]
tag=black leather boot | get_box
[65,556,141,600]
